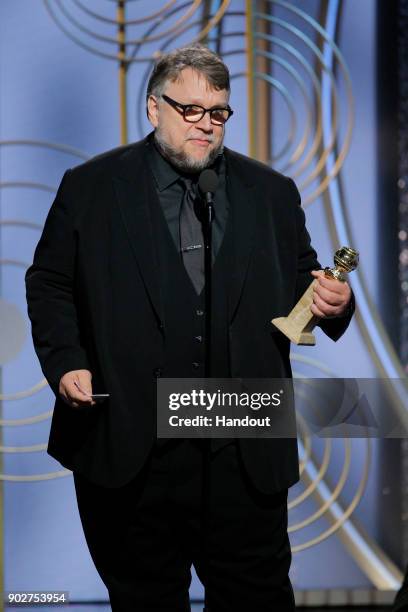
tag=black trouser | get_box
[73,440,295,611]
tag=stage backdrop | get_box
[1,0,406,606]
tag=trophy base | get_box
[272,317,316,346]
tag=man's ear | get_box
[147,95,159,128]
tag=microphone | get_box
[198,169,218,205]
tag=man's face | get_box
[148,67,229,173]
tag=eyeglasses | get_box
[160,94,233,126]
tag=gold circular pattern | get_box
[249,0,354,206]
[288,357,371,552]
[43,0,230,62]
[0,140,90,481]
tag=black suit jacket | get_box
[25,135,354,492]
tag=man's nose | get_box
[195,111,213,131]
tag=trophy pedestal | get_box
[272,282,318,345]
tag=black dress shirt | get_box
[146,136,229,263]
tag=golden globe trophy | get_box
[271,246,359,345]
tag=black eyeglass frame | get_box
[159,94,234,125]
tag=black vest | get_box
[154,192,232,379]
[152,187,233,451]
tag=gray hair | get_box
[146,44,230,102]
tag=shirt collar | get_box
[147,136,180,192]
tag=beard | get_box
[154,128,224,174]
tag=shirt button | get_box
[192,362,200,370]
[195,335,203,343]
[196,309,204,316]
[153,367,163,378]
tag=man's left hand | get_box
[310,269,352,319]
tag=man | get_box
[26,45,353,611]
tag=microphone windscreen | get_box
[198,169,218,195]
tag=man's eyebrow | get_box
[187,100,230,109]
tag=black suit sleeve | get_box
[25,170,90,396]
[288,178,355,342]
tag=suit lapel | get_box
[225,149,256,322]
[113,141,164,325]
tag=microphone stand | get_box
[202,191,214,378]
[201,190,214,612]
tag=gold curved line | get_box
[149,2,231,66]
[0,139,90,160]
[43,0,225,63]
[292,367,338,508]
[127,2,211,63]
[295,390,332,482]
[288,438,352,532]
[0,411,53,427]
[0,444,47,453]
[43,0,125,61]
[0,470,71,482]
[253,36,323,177]
[48,0,202,46]
[253,27,322,169]
[256,15,343,199]
[239,70,298,160]
[191,0,230,43]
[303,125,353,206]
[72,0,177,25]
[0,258,29,267]
[254,71,297,161]
[289,438,332,509]
[294,55,340,188]
[0,220,43,231]
[253,51,313,165]
[137,7,234,61]
[283,66,336,181]
[304,76,352,203]
[0,182,56,193]
[256,32,336,181]
[0,379,48,402]
[292,440,371,554]
[252,8,352,206]
[297,418,312,476]
[299,86,341,193]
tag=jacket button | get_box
[153,367,163,378]
[158,322,164,331]
[192,362,200,370]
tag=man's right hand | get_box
[59,369,96,407]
